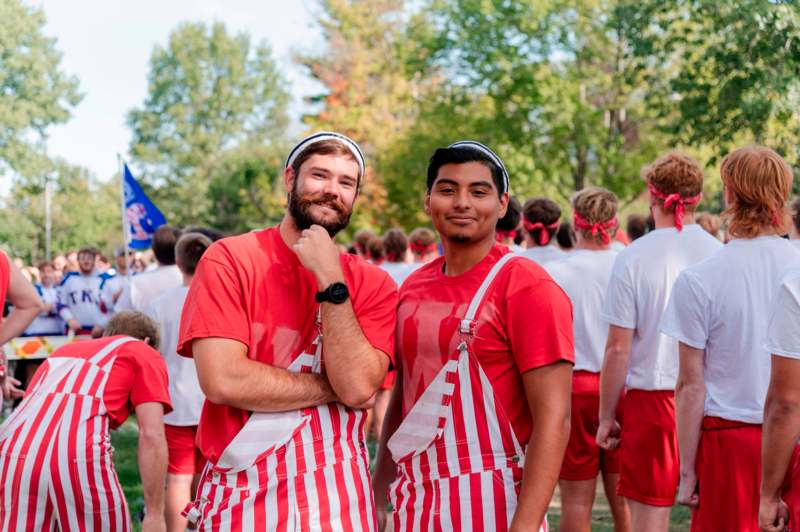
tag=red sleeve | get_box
[505,263,574,373]
[178,244,249,358]
[350,265,399,366]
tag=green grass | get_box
[112,424,692,531]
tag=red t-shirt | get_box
[397,245,574,444]
[27,336,172,429]
[178,226,398,464]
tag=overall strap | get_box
[460,252,518,335]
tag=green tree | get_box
[128,21,290,225]
[619,0,800,164]
[0,0,82,179]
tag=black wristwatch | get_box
[315,282,350,304]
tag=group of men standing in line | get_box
[0,131,799,532]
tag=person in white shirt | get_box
[100,247,134,316]
[407,227,439,264]
[25,261,64,335]
[520,197,565,265]
[379,228,414,287]
[596,152,722,532]
[146,232,211,532]
[760,269,800,532]
[496,196,524,252]
[121,226,183,312]
[57,247,110,334]
[660,145,800,532]
[545,187,631,532]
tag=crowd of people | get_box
[0,132,799,532]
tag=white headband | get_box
[448,140,510,194]
[285,131,366,180]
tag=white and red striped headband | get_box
[448,140,510,194]
[285,131,366,181]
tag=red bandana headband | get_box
[410,241,437,255]
[495,229,517,243]
[523,219,560,246]
[647,182,702,231]
[573,212,617,245]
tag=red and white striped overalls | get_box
[388,254,547,532]
[0,336,135,532]
[185,325,376,531]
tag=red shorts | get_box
[560,371,621,481]
[690,416,761,532]
[382,370,395,390]
[165,424,204,475]
[617,389,679,506]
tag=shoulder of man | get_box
[58,271,79,287]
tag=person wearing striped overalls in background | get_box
[178,132,398,531]
[373,141,574,532]
[0,310,171,532]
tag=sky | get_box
[21,0,322,185]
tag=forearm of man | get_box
[193,337,338,412]
[372,370,404,508]
[0,264,44,345]
[136,402,168,518]
[762,356,800,500]
[675,344,705,482]
[320,301,388,406]
[599,325,633,423]
[510,362,572,531]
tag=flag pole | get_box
[117,154,131,280]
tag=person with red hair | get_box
[661,145,800,531]
[597,152,721,532]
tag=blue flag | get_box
[122,164,166,250]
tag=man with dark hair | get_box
[57,246,108,334]
[147,233,212,531]
[123,225,183,312]
[0,310,171,532]
[374,140,573,531]
[520,197,565,264]
[178,132,398,530]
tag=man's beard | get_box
[288,186,353,237]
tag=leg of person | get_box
[601,473,630,532]
[692,418,761,532]
[782,445,800,529]
[626,500,671,531]
[165,424,201,532]
[558,479,596,532]
[166,474,194,532]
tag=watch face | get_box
[329,282,349,303]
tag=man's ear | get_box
[284,166,296,194]
[424,192,432,216]
[498,192,510,218]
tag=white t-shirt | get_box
[379,262,415,287]
[100,273,132,315]
[602,224,722,390]
[146,285,204,426]
[26,284,64,335]
[546,249,618,372]
[519,245,565,266]
[56,271,109,328]
[127,264,182,312]
[662,237,800,423]
[766,269,800,360]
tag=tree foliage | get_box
[127,21,290,224]
[0,0,82,179]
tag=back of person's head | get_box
[104,311,160,349]
[556,221,575,250]
[571,187,619,245]
[183,226,224,242]
[367,237,385,263]
[175,233,213,276]
[791,198,800,235]
[427,144,506,197]
[383,228,408,263]
[695,212,722,239]
[497,197,522,232]
[720,145,793,238]
[522,197,561,247]
[642,152,705,223]
[626,213,649,241]
[408,227,437,258]
[353,229,376,256]
[152,225,182,265]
